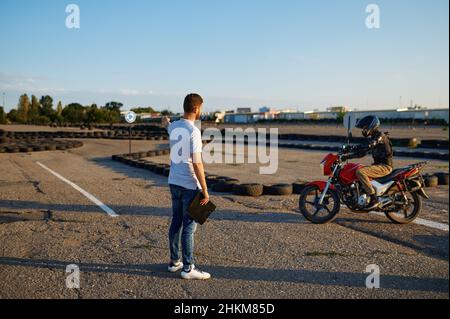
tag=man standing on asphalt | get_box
[161,93,211,280]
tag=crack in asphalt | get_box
[10,159,47,195]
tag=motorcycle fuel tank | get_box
[339,163,364,185]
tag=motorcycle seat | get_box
[375,168,406,184]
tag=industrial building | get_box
[224,107,449,124]
[349,108,449,124]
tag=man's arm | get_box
[161,116,171,130]
[344,136,383,160]
[343,143,370,161]
[192,153,209,205]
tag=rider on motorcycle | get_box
[343,115,394,210]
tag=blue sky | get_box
[0,0,448,113]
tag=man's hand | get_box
[200,190,210,206]
[161,116,171,129]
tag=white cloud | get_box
[118,89,155,96]
[0,72,66,93]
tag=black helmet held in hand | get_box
[356,115,380,137]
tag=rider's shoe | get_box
[366,194,380,210]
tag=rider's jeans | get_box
[356,165,393,195]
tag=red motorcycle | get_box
[299,145,429,224]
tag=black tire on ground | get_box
[153,164,166,175]
[206,175,219,187]
[292,182,307,194]
[424,175,439,188]
[33,146,46,152]
[136,160,148,168]
[385,192,422,224]
[20,147,33,153]
[143,162,154,170]
[216,176,233,182]
[299,185,340,224]
[7,147,20,153]
[212,180,239,193]
[163,167,171,176]
[263,184,293,196]
[232,183,264,197]
[435,172,450,186]
[130,159,140,167]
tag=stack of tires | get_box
[0,136,83,153]
[424,173,449,187]
[210,177,240,193]
[1,130,169,141]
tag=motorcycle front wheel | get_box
[299,185,341,224]
[385,191,422,224]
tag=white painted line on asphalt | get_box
[369,211,448,232]
[412,218,449,232]
[339,204,449,231]
[36,161,119,218]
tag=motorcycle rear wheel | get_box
[385,191,422,224]
[299,185,341,224]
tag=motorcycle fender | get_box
[416,188,430,200]
[307,181,336,192]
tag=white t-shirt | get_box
[168,119,202,190]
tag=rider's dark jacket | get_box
[346,131,394,168]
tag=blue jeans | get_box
[168,184,200,269]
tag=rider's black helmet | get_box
[356,115,380,137]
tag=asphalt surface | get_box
[0,138,448,299]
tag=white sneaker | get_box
[181,265,211,280]
[168,261,183,273]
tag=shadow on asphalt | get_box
[90,157,169,188]
[335,216,449,262]
[0,199,305,224]
[0,256,447,293]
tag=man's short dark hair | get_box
[183,93,203,113]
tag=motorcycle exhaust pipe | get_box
[379,197,393,208]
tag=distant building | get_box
[259,106,275,113]
[327,106,349,113]
[224,113,257,124]
[277,112,305,120]
[237,108,252,114]
[348,108,449,124]
[223,107,449,124]
[280,108,299,113]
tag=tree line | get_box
[1,94,123,125]
[0,94,175,125]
